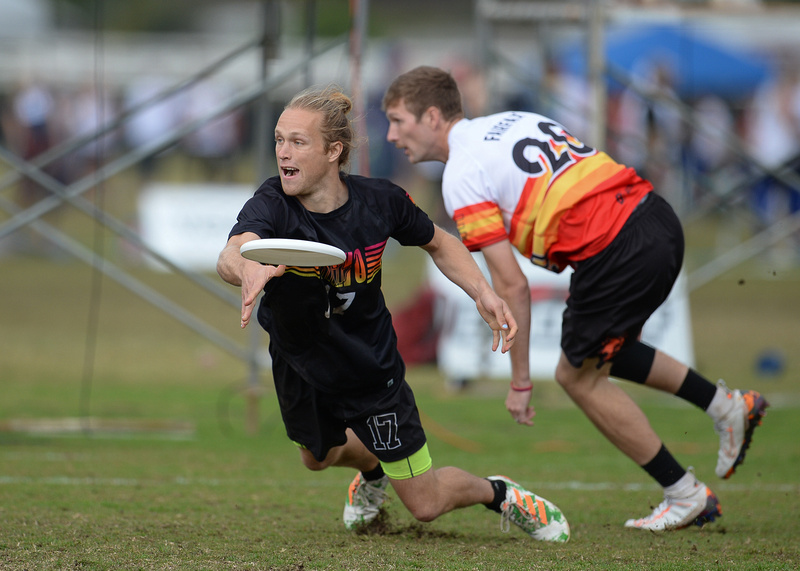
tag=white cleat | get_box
[342,472,389,530]
[713,381,769,479]
[625,477,721,531]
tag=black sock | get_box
[485,478,507,513]
[362,464,385,482]
[642,444,685,488]
[675,369,717,411]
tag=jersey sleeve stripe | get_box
[453,201,507,251]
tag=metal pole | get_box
[243,0,281,435]
[475,0,493,101]
[304,0,316,87]
[587,0,606,148]
[349,0,369,176]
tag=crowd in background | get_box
[2,46,800,258]
[537,53,800,230]
[0,75,249,192]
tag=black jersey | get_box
[228,174,435,394]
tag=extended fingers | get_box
[239,263,283,328]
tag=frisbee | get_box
[240,238,346,267]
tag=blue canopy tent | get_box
[557,24,774,100]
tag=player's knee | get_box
[301,458,327,472]
[554,357,596,399]
[554,359,578,391]
[299,450,329,472]
[395,488,441,522]
[405,502,439,523]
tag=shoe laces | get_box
[352,477,388,507]
[499,498,538,533]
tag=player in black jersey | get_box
[216,86,571,541]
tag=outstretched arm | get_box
[217,231,285,328]
[481,240,536,426]
[420,225,517,354]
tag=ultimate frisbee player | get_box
[382,66,769,531]
[217,85,571,542]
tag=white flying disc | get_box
[240,238,346,267]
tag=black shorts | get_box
[561,192,684,368]
[271,351,427,463]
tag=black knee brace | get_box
[609,341,656,384]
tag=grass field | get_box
[1,191,799,569]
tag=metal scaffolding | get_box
[3,0,798,431]
[0,0,369,432]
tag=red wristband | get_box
[510,383,533,392]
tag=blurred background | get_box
[1,0,799,434]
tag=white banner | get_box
[138,183,253,272]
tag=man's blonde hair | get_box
[286,85,356,168]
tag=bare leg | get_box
[389,466,494,522]
[555,352,662,465]
[299,428,379,472]
[643,349,690,394]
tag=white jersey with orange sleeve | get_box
[442,111,651,272]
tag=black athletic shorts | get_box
[271,351,427,464]
[561,192,684,368]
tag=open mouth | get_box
[282,167,299,178]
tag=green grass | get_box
[0,374,797,570]
[1,203,799,569]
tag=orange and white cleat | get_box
[488,475,570,542]
[713,380,769,479]
[625,475,721,531]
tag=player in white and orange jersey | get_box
[383,66,769,532]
